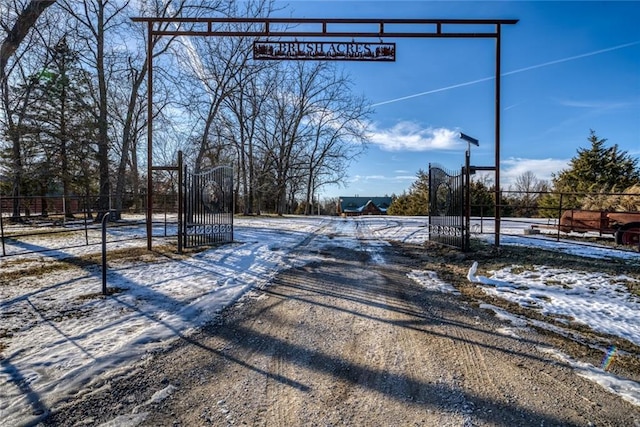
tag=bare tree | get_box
[511,170,548,217]
[108,0,199,213]
[0,0,56,78]
[58,0,188,216]
[261,61,371,215]
[223,57,279,214]
[263,62,319,214]
[299,69,371,214]
[179,23,258,173]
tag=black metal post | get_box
[494,23,502,247]
[556,193,563,242]
[465,149,471,251]
[101,210,111,295]
[460,164,465,251]
[83,195,89,246]
[177,150,183,254]
[146,20,154,251]
[0,195,5,256]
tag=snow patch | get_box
[98,413,148,427]
[538,347,640,407]
[408,270,460,294]
[147,384,176,404]
[471,263,640,347]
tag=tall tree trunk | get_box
[238,141,249,215]
[10,129,22,219]
[96,2,110,220]
[304,168,314,215]
[114,66,145,212]
[59,62,71,218]
[130,137,140,212]
[248,139,255,214]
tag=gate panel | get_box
[429,164,466,250]
[183,166,234,248]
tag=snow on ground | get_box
[467,262,640,346]
[462,255,640,408]
[1,215,639,425]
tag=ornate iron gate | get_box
[183,165,234,248]
[428,163,468,250]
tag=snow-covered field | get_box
[1,215,639,425]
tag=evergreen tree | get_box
[21,37,98,216]
[387,193,409,215]
[554,130,639,194]
[469,177,495,217]
[388,169,429,215]
[539,130,640,216]
[406,169,429,215]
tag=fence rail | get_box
[467,189,640,251]
[0,194,180,257]
[2,189,638,257]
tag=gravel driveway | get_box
[42,232,640,427]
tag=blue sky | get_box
[272,1,640,199]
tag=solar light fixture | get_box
[459,132,479,146]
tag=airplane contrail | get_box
[371,40,640,107]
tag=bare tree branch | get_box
[0,0,56,77]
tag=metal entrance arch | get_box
[132,16,518,250]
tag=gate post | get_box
[101,210,114,295]
[460,133,479,252]
[177,150,183,254]
[464,153,470,251]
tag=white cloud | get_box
[367,121,463,152]
[501,157,570,186]
[393,175,417,181]
[349,174,414,183]
[556,99,632,110]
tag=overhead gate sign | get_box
[253,41,396,61]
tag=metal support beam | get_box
[146,20,153,250]
[494,24,502,247]
[131,17,518,39]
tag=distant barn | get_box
[337,196,392,216]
